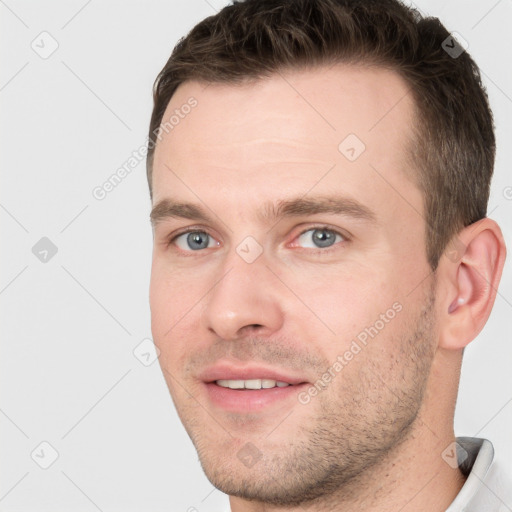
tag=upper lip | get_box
[199,362,309,385]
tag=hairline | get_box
[147,60,426,194]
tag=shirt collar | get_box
[445,436,495,511]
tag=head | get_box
[147,0,506,506]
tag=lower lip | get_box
[204,382,308,412]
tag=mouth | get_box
[215,378,293,390]
[200,365,310,412]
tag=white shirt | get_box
[446,437,512,511]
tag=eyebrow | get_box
[150,195,377,228]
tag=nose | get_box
[201,250,285,341]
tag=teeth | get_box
[226,380,245,389]
[245,379,262,389]
[216,379,291,389]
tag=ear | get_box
[437,218,506,350]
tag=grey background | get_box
[1,0,511,510]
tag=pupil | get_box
[313,229,335,248]
[187,232,209,250]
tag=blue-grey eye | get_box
[297,228,343,249]
[175,231,218,251]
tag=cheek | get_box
[149,257,202,324]
[149,263,196,361]
[282,265,400,340]
[149,271,173,339]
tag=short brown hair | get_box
[146,0,495,269]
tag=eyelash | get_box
[166,225,349,255]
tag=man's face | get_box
[149,65,438,504]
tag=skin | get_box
[149,64,506,511]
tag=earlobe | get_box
[438,218,506,350]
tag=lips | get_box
[199,363,308,386]
[199,362,310,412]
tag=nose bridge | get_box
[201,242,284,340]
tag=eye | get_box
[173,230,220,251]
[296,227,345,249]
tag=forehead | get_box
[151,64,417,211]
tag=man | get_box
[146,0,510,510]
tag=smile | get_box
[215,379,291,389]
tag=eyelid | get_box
[165,225,221,248]
[164,224,350,253]
[298,224,349,238]
[293,224,352,253]
[290,224,351,244]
